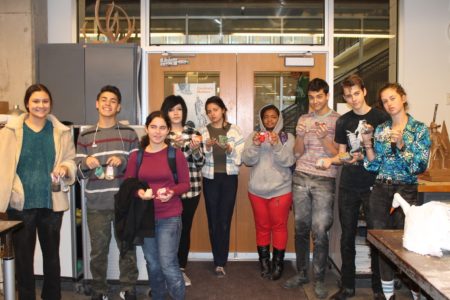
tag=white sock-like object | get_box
[381,280,394,300]
[411,289,420,300]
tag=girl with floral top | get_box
[362,83,431,300]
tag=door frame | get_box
[147,53,326,257]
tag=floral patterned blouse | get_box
[364,114,431,184]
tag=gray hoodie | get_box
[242,105,295,199]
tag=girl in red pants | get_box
[242,104,295,280]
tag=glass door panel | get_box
[254,72,309,132]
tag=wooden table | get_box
[368,230,450,300]
[417,179,450,204]
[0,220,23,300]
[418,179,450,193]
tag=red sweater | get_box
[125,147,190,220]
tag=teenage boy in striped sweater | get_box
[76,85,139,300]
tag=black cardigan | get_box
[114,177,155,257]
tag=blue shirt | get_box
[364,115,431,184]
[17,120,55,209]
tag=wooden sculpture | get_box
[81,0,135,44]
[421,104,450,181]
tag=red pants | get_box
[248,192,292,249]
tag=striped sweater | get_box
[75,123,139,210]
[295,110,340,178]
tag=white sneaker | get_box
[215,266,226,277]
[182,270,192,286]
[119,290,137,300]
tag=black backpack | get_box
[135,145,178,183]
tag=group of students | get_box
[279,75,431,300]
[0,72,431,300]
[0,83,244,300]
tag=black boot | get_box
[271,248,285,280]
[257,245,271,278]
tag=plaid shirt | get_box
[168,126,205,198]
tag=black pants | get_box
[338,187,381,292]
[369,183,419,281]
[7,208,63,300]
[203,174,238,267]
[178,194,200,269]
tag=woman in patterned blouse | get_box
[362,83,431,300]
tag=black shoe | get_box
[257,245,271,278]
[373,292,386,300]
[330,287,355,300]
[270,248,285,281]
[91,294,108,300]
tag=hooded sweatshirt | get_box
[241,105,295,199]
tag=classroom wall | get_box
[398,0,450,126]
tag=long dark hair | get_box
[140,111,171,149]
[24,83,53,112]
[205,96,228,129]
[160,95,188,126]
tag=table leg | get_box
[2,257,15,300]
[2,231,15,300]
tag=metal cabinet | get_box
[37,43,140,125]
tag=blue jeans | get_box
[292,171,335,282]
[142,216,185,300]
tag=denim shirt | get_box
[364,115,431,184]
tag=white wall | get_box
[47,0,76,43]
[398,0,450,127]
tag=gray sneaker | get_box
[282,274,309,289]
[314,281,328,299]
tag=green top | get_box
[17,120,55,209]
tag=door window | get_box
[164,71,220,128]
[254,72,309,133]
